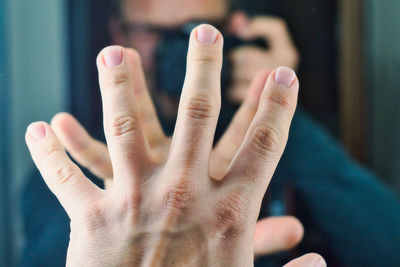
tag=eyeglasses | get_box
[120,19,228,37]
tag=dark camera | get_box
[155,22,267,98]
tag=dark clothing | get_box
[21,109,400,266]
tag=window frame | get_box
[0,0,13,265]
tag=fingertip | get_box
[305,253,327,267]
[194,24,221,45]
[254,216,304,252]
[184,23,224,94]
[97,45,125,68]
[187,24,224,65]
[283,253,326,267]
[258,67,299,112]
[284,216,304,248]
[26,121,48,143]
[273,66,297,88]
[51,112,73,128]
[51,112,90,153]
[51,112,82,138]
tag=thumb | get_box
[283,253,326,267]
[254,216,304,257]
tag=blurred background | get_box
[1,0,400,266]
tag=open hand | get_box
[26,24,324,266]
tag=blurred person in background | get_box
[22,0,400,266]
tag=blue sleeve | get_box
[20,168,69,267]
[276,109,400,266]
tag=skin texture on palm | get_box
[26,25,324,266]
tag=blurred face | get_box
[115,0,228,70]
[123,0,228,27]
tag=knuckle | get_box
[162,181,196,213]
[191,49,220,65]
[104,71,130,88]
[80,202,107,232]
[54,164,80,188]
[121,192,142,212]
[251,125,282,156]
[267,92,293,111]
[110,113,140,137]
[214,189,250,237]
[42,143,62,160]
[185,96,216,121]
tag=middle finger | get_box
[169,24,223,175]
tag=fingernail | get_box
[274,66,296,88]
[315,257,327,267]
[196,24,219,44]
[28,122,46,141]
[103,46,123,67]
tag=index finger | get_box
[169,24,223,173]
